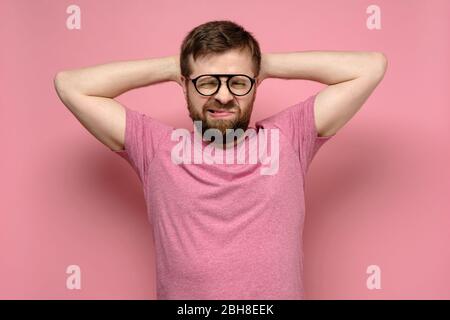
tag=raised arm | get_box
[53,55,181,151]
[258,51,388,137]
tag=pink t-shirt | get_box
[112,93,335,299]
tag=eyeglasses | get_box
[189,74,256,96]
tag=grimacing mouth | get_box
[205,106,237,113]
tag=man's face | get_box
[180,49,260,139]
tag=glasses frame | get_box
[189,74,256,97]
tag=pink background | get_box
[1,0,449,299]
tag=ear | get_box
[180,75,187,95]
[255,76,262,88]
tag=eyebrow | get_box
[193,73,254,78]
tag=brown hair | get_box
[179,20,261,82]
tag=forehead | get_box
[189,48,254,77]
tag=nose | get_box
[214,79,234,105]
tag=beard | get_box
[186,92,255,145]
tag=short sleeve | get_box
[255,92,336,179]
[112,105,172,186]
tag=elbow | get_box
[368,52,388,80]
[373,52,388,71]
[54,71,75,102]
[54,71,69,88]
[54,71,65,91]
[54,71,76,95]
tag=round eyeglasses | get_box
[189,74,256,96]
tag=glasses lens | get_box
[229,75,252,95]
[196,76,219,95]
[196,75,252,96]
